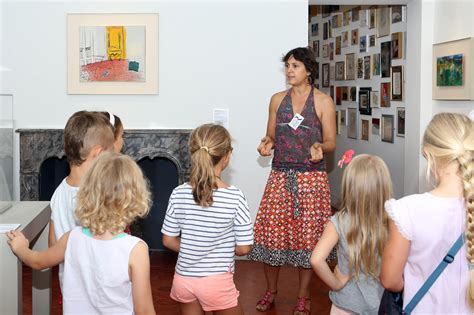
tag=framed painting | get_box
[322,44,329,58]
[347,107,358,139]
[335,61,345,81]
[381,114,395,143]
[357,58,364,79]
[381,41,392,78]
[336,86,342,105]
[67,13,159,94]
[358,87,372,115]
[311,23,319,37]
[360,35,367,53]
[336,36,341,55]
[342,31,349,48]
[351,29,359,46]
[391,32,404,59]
[313,40,320,58]
[391,66,403,100]
[341,108,347,126]
[364,56,371,80]
[341,86,349,101]
[370,90,379,108]
[381,82,391,107]
[345,53,356,80]
[350,86,357,102]
[335,110,341,134]
[369,7,377,29]
[359,9,368,27]
[322,63,330,87]
[361,119,370,141]
[372,53,381,76]
[433,37,474,100]
[377,7,390,38]
[372,117,380,135]
[397,107,405,137]
[391,6,405,24]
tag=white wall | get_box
[1,0,308,220]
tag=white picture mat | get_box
[67,13,159,94]
[432,37,474,100]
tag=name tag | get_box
[288,113,304,130]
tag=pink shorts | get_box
[170,272,239,311]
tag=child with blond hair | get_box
[8,153,155,314]
[381,113,473,314]
[311,154,393,314]
[161,123,253,315]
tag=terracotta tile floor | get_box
[22,251,332,314]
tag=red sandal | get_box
[293,296,310,315]
[256,291,277,312]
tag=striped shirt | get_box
[161,183,253,277]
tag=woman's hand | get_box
[310,142,323,162]
[257,136,274,156]
[333,265,350,290]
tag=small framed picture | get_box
[358,87,372,115]
[322,44,329,58]
[343,10,351,26]
[364,56,371,80]
[369,7,377,29]
[360,35,367,53]
[336,86,342,105]
[391,6,405,24]
[397,107,405,137]
[350,86,357,102]
[342,31,349,48]
[381,82,391,107]
[391,32,404,59]
[357,58,364,79]
[336,36,341,55]
[361,119,370,141]
[322,63,330,87]
[345,53,356,80]
[330,85,335,101]
[391,66,403,101]
[352,7,360,22]
[341,108,347,125]
[381,41,392,78]
[347,107,358,139]
[335,61,345,81]
[372,53,381,76]
[313,40,320,58]
[336,110,341,134]
[370,90,379,108]
[329,42,334,61]
[351,29,359,46]
[372,118,380,135]
[369,35,376,47]
[323,22,329,40]
[359,9,368,27]
[381,114,395,143]
[341,86,349,101]
[311,23,319,37]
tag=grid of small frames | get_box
[309,5,407,143]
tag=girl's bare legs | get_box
[214,305,244,315]
[297,267,312,298]
[179,300,205,315]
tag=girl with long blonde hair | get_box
[161,123,253,315]
[381,112,473,313]
[311,154,393,314]
[7,152,155,314]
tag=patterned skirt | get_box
[247,169,332,268]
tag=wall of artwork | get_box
[309,5,407,203]
[0,1,307,220]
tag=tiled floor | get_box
[22,251,332,314]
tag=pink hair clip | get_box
[338,149,355,168]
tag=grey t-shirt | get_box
[329,213,384,314]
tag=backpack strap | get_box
[403,233,465,315]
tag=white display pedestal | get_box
[0,201,51,314]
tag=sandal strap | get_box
[294,297,310,312]
[257,291,276,305]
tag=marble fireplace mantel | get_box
[17,129,192,201]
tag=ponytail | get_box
[189,124,232,207]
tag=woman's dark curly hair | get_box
[282,47,318,86]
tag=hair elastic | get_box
[107,111,115,127]
[200,146,209,152]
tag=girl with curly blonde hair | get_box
[7,152,155,315]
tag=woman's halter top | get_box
[272,87,325,172]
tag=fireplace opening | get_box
[39,157,69,201]
[37,155,179,251]
[135,156,179,251]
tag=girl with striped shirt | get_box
[162,123,253,315]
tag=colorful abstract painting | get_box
[436,54,463,86]
[79,25,146,82]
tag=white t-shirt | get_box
[63,227,144,315]
[161,183,254,277]
[50,177,79,288]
